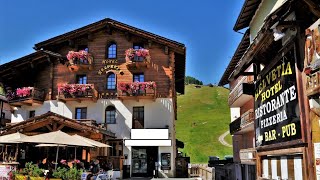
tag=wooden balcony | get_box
[117,82,156,101]
[240,109,254,128]
[7,87,45,107]
[58,84,98,103]
[66,51,94,72]
[229,117,241,135]
[126,59,151,70]
[228,76,254,107]
[306,72,320,96]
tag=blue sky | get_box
[0,0,245,85]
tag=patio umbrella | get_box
[0,132,28,161]
[15,131,93,170]
[0,132,27,143]
[72,134,111,148]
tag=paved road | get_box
[218,130,232,147]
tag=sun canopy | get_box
[35,144,67,147]
[0,132,27,143]
[72,134,111,148]
[14,131,93,147]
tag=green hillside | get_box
[176,85,233,163]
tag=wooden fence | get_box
[189,164,215,180]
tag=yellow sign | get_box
[98,59,122,75]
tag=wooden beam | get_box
[303,0,320,18]
[68,39,75,47]
[57,124,65,131]
[45,124,53,131]
[164,46,169,55]
[52,122,57,131]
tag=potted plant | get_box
[66,50,94,71]
[125,48,151,63]
[14,162,44,180]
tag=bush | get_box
[22,162,44,177]
[53,167,82,180]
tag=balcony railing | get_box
[117,82,156,100]
[125,48,151,70]
[6,87,45,106]
[58,84,98,102]
[228,76,254,107]
[66,50,94,72]
[306,72,320,96]
[240,109,254,128]
[229,117,241,135]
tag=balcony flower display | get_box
[66,50,93,65]
[118,81,156,95]
[16,87,33,97]
[58,84,93,97]
[6,87,33,100]
[125,48,151,61]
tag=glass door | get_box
[132,148,148,176]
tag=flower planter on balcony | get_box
[118,81,156,101]
[66,50,94,72]
[6,87,45,107]
[125,48,151,70]
[58,84,98,103]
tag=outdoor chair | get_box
[105,170,113,180]
[96,174,107,180]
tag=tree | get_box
[185,76,203,85]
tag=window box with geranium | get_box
[58,84,98,101]
[118,81,156,98]
[66,50,94,72]
[6,87,45,105]
[125,48,151,69]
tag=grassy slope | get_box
[176,85,233,163]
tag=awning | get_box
[0,132,27,143]
[72,134,111,148]
[124,140,172,147]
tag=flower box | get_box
[58,84,94,98]
[66,50,94,72]
[118,81,156,97]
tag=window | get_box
[133,107,144,129]
[108,140,123,157]
[107,43,117,59]
[133,43,144,62]
[105,106,116,124]
[106,73,116,90]
[78,45,88,52]
[76,75,87,84]
[133,73,144,82]
[29,111,35,118]
[75,107,87,119]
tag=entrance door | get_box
[131,146,158,177]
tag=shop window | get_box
[106,73,116,90]
[133,106,144,129]
[105,106,116,124]
[107,42,117,59]
[75,107,87,119]
[76,75,87,84]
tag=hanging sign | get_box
[255,49,301,147]
[97,59,122,75]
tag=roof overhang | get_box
[234,0,262,31]
[219,29,250,86]
[228,0,293,80]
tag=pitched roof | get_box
[2,111,115,138]
[233,0,262,31]
[219,30,250,86]
[34,18,186,53]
